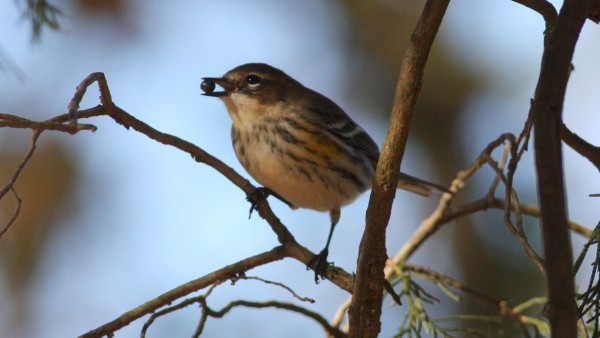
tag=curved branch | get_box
[0,187,22,239]
[0,130,42,239]
[512,0,558,28]
[531,0,594,335]
[350,1,450,336]
[201,299,347,338]
[561,123,600,172]
[79,246,289,338]
[43,73,358,337]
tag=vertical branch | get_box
[531,0,593,336]
[348,1,449,337]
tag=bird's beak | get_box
[201,77,236,97]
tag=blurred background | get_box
[0,0,598,337]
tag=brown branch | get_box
[561,123,600,172]
[485,149,546,272]
[79,246,289,338]
[45,74,355,290]
[229,275,315,303]
[67,72,110,125]
[387,127,590,273]
[0,113,97,133]
[46,73,357,337]
[141,275,318,337]
[388,133,515,267]
[531,0,594,336]
[140,283,222,338]
[0,187,22,238]
[100,105,355,289]
[393,195,590,268]
[512,0,558,28]
[588,0,600,23]
[349,0,449,337]
[0,130,42,239]
[0,131,41,200]
[199,299,347,338]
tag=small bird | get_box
[201,63,447,282]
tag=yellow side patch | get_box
[302,129,344,161]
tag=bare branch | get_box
[0,130,41,238]
[140,283,222,338]
[0,187,22,238]
[79,246,289,338]
[403,264,547,326]
[0,114,96,133]
[350,1,450,336]
[200,299,347,338]
[561,123,600,172]
[230,275,315,303]
[531,0,595,335]
[55,73,356,291]
[512,0,558,28]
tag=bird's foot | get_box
[246,187,271,219]
[307,248,332,284]
[247,187,295,219]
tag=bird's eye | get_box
[246,74,261,87]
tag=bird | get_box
[201,63,447,282]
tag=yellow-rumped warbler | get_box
[201,63,447,281]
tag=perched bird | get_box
[201,63,447,282]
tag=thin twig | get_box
[0,130,41,200]
[140,283,223,338]
[79,246,289,338]
[0,187,22,238]
[0,114,96,133]
[198,298,347,338]
[0,130,42,238]
[56,73,356,290]
[484,149,545,272]
[229,275,315,303]
[389,133,513,265]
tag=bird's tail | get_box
[397,173,451,197]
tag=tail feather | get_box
[397,173,450,197]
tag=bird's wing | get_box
[302,90,380,166]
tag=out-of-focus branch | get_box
[0,187,22,239]
[0,130,41,238]
[0,111,95,238]
[18,0,62,41]
[393,195,591,268]
[349,1,449,337]
[402,263,547,327]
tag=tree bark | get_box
[532,0,593,336]
[348,1,449,337]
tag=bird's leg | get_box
[246,187,294,219]
[308,221,337,283]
